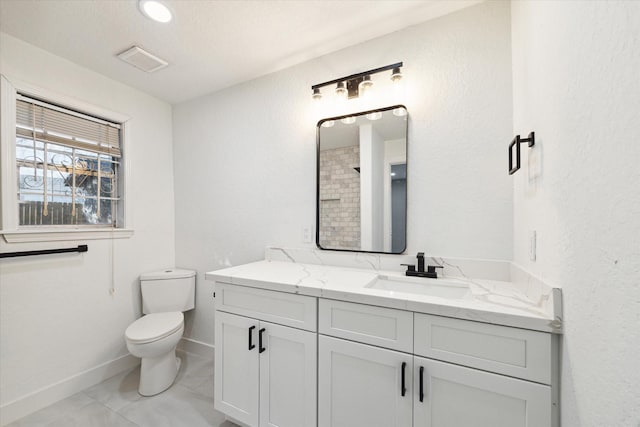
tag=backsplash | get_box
[265,246,510,280]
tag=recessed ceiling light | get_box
[139,0,173,23]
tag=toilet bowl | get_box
[125,311,185,396]
[125,268,195,396]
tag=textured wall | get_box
[173,1,513,345]
[511,2,640,426]
[0,33,175,411]
[318,145,361,250]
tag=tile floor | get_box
[7,350,238,427]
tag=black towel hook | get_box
[509,132,535,175]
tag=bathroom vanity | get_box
[206,249,562,427]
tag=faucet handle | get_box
[426,265,444,274]
[401,263,416,272]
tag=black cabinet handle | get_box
[419,366,424,402]
[259,328,266,353]
[248,326,256,350]
[401,362,407,397]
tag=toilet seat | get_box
[125,312,183,344]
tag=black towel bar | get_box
[0,245,88,259]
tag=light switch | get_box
[302,226,313,243]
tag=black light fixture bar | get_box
[0,244,88,259]
[311,62,403,91]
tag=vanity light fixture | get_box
[358,75,373,97]
[366,112,382,121]
[390,67,403,83]
[312,88,322,101]
[321,120,335,128]
[335,82,347,98]
[393,107,408,117]
[311,62,403,100]
[341,117,356,125]
[138,0,173,23]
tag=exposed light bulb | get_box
[341,117,356,125]
[393,107,407,117]
[358,75,373,97]
[139,0,173,23]
[390,67,402,83]
[366,112,382,121]
[312,88,322,101]
[335,82,347,99]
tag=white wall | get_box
[359,123,385,252]
[0,33,175,421]
[173,1,513,345]
[511,2,640,426]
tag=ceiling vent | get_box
[117,46,168,73]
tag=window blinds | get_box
[16,94,122,157]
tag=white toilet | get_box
[125,268,196,396]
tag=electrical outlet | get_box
[302,226,313,243]
[529,230,537,261]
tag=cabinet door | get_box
[215,311,260,427]
[259,322,317,427]
[318,335,412,427]
[413,356,551,427]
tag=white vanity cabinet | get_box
[318,299,414,427]
[214,284,317,427]
[317,299,558,427]
[413,357,551,427]
[318,335,413,427]
[213,282,558,427]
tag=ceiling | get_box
[0,0,480,105]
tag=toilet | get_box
[125,268,196,396]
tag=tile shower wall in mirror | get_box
[317,106,407,254]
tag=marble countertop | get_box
[206,256,562,334]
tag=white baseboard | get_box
[0,354,139,426]
[177,337,214,359]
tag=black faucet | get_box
[403,252,444,278]
[417,252,425,273]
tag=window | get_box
[15,95,122,227]
[0,75,132,242]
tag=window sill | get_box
[1,228,134,243]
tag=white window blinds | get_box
[16,94,121,157]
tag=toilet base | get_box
[138,349,181,396]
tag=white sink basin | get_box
[365,274,471,299]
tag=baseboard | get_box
[0,354,139,426]
[178,337,214,359]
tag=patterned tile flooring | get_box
[7,350,238,427]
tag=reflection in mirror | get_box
[316,105,407,254]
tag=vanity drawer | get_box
[216,283,317,332]
[414,313,552,384]
[319,299,413,353]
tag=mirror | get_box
[316,105,407,254]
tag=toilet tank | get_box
[140,268,196,314]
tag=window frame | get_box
[1,74,134,242]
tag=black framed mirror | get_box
[316,105,408,254]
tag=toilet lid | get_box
[125,312,183,344]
